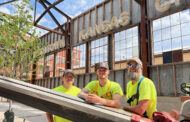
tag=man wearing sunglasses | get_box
[79,62,123,108]
[123,58,157,119]
[46,69,81,122]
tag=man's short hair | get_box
[63,69,75,77]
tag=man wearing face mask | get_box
[123,58,157,119]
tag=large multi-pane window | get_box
[153,9,190,54]
[45,54,54,77]
[114,26,139,61]
[55,50,66,77]
[36,58,44,79]
[72,44,86,68]
[91,37,108,65]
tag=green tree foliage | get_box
[0,0,44,80]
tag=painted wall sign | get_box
[40,39,65,54]
[79,11,130,41]
[155,0,180,12]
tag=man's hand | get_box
[85,94,101,103]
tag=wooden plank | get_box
[0,76,132,122]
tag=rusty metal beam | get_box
[36,24,63,35]
[38,0,65,34]
[34,0,63,25]
[139,0,148,77]
[43,0,71,20]
[0,0,17,6]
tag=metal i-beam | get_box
[0,0,17,6]
[39,0,65,35]
[43,0,71,20]
[0,76,132,122]
[36,24,63,35]
[135,0,148,77]
[34,0,63,25]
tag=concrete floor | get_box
[0,98,47,122]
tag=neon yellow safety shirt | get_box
[126,76,157,119]
[86,80,123,99]
[53,86,81,122]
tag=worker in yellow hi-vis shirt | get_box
[46,69,81,122]
[123,58,157,119]
[79,62,123,108]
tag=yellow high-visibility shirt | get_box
[53,86,81,122]
[126,76,157,119]
[86,80,123,99]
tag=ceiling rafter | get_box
[34,0,71,35]
[38,0,65,35]
[0,0,17,6]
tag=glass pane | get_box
[96,39,99,47]
[126,37,132,48]
[132,27,138,37]
[120,49,126,60]
[126,29,132,38]
[161,16,170,28]
[120,40,125,49]
[132,46,138,57]
[95,48,100,56]
[120,31,125,40]
[182,35,190,49]
[181,22,190,36]
[115,50,120,61]
[104,37,108,45]
[180,9,190,23]
[100,54,103,62]
[104,52,107,61]
[127,48,132,58]
[153,19,161,31]
[170,12,180,26]
[103,46,107,54]
[171,25,181,38]
[115,42,120,51]
[154,41,162,54]
[115,33,120,41]
[172,37,181,50]
[91,41,95,48]
[162,39,171,52]
[95,55,99,63]
[133,36,138,46]
[153,30,161,42]
[162,28,171,40]
[99,38,104,46]
[91,56,95,65]
[99,46,104,55]
[91,49,95,56]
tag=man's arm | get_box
[79,88,122,108]
[123,99,149,115]
[46,113,53,122]
[84,93,121,108]
[78,88,89,99]
[98,93,121,108]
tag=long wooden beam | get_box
[0,76,132,122]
